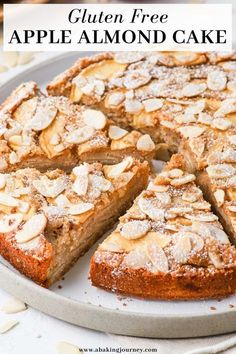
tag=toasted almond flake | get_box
[56,341,83,354]
[0,192,19,207]
[182,83,207,97]
[148,231,171,248]
[147,182,169,193]
[142,98,163,112]
[9,151,20,165]
[209,251,224,269]
[228,135,236,145]
[72,174,89,196]
[0,213,23,233]
[160,120,176,129]
[211,118,231,131]
[170,174,196,186]
[15,214,47,243]
[205,224,230,244]
[124,99,143,113]
[33,176,67,198]
[228,205,236,213]
[172,235,192,263]
[83,109,107,130]
[2,298,26,314]
[65,125,95,144]
[136,134,155,152]
[107,92,125,106]
[222,61,236,71]
[114,52,144,64]
[124,69,151,89]
[168,168,183,179]
[214,98,236,117]
[207,70,227,91]
[185,213,218,222]
[108,125,128,140]
[120,220,150,240]
[185,100,205,115]
[177,126,205,139]
[68,202,94,215]
[198,112,213,126]
[214,189,225,207]
[206,164,235,179]
[72,164,88,177]
[0,320,19,334]
[0,174,6,189]
[104,157,133,179]
[89,174,112,192]
[168,206,193,215]
[29,101,57,131]
[123,248,149,269]
[138,198,166,221]
[182,189,202,203]
[192,201,210,211]
[146,242,169,273]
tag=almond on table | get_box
[0,158,149,286]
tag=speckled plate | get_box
[0,53,236,339]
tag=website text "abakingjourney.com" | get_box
[81,347,158,353]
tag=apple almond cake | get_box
[0,81,155,172]
[2,51,236,300]
[90,155,236,300]
[0,157,149,286]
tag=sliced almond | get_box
[2,298,27,314]
[107,92,125,107]
[211,118,231,131]
[0,320,19,334]
[205,224,229,244]
[56,341,83,354]
[198,112,213,126]
[0,192,19,207]
[148,231,171,248]
[0,174,6,189]
[228,135,236,146]
[0,213,23,233]
[182,188,202,203]
[172,235,192,263]
[185,213,218,222]
[214,98,236,117]
[65,126,95,144]
[170,174,196,186]
[29,101,57,131]
[108,125,128,140]
[68,202,94,215]
[142,98,163,112]
[114,52,144,64]
[33,176,68,198]
[8,135,23,146]
[168,168,183,179]
[207,70,227,91]
[208,251,224,269]
[214,189,225,207]
[177,126,205,139]
[147,182,169,193]
[123,248,149,269]
[83,109,107,130]
[227,205,236,213]
[124,99,143,113]
[146,242,169,273]
[120,220,150,240]
[15,214,47,243]
[136,134,155,152]
[72,174,89,196]
[206,164,235,179]
[124,69,151,90]
[182,83,207,97]
[104,157,133,179]
[138,197,165,221]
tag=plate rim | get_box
[0,52,236,338]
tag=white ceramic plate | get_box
[0,53,236,338]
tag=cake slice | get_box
[0,82,155,172]
[90,155,236,300]
[0,157,149,287]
